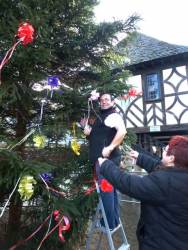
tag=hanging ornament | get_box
[89,89,100,101]
[48,76,60,88]
[71,122,81,156]
[87,89,102,123]
[71,139,80,156]
[40,172,53,182]
[47,76,60,98]
[0,21,34,84]
[121,87,142,100]
[18,175,37,201]
[16,22,35,46]
[128,87,138,97]
[33,134,46,148]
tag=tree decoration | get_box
[47,76,60,88]
[121,87,142,100]
[71,122,81,155]
[37,211,71,249]
[84,89,102,128]
[71,139,81,156]
[33,134,47,148]
[9,210,70,249]
[88,89,100,101]
[0,21,34,84]
[53,210,70,242]
[47,76,60,98]
[16,22,35,46]
[40,172,53,182]
[18,176,37,201]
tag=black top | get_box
[88,107,120,164]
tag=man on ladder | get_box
[84,92,128,249]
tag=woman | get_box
[98,135,188,250]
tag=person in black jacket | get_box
[84,93,126,230]
[98,135,188,250]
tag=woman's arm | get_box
[99,159,168,203]
[136,153,161,173]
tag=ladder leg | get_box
[119,218,129,245]
[98,197,116,250]
[86,181,130,250]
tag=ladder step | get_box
[110,224,121,234]
[118,243,130,250]
[97,223,121,234]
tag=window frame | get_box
[143,72,163,103]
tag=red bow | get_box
[17,22,35,45]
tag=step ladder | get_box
[86,181,130,250]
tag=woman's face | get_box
[161,145,175,167]
[100,94,114,110]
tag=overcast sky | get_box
[94,0,188,46]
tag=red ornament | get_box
[128,87,142,97]
[128,87,137,97]
[100,179,113,192]
[17,22,35,45]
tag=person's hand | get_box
[102,145,114,158]
[83,125,92,136]
[80,118,88,128]
[129,150,139,160]
[98,157,107,166]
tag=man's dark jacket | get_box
[100,153,188,250]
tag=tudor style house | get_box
[120,33,188,153]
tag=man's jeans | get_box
[95,160,120,230]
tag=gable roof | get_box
[123,33,188,66]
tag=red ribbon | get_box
[9,210,70,250]
[0,40,21,80]
[53,210,70,242]
[9,214,51,250]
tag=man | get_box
[84,93,127,230]
[98,135,188,250]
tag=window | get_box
[144,73,161,102]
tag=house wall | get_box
[123,64,188,133]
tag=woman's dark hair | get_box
[99,93,115,101]
[167,135,188,169]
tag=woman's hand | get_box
[129,150,139,160]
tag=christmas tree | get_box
[0,0,139,248]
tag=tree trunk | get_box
[6,197,23,246]
[6,109,27,246]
